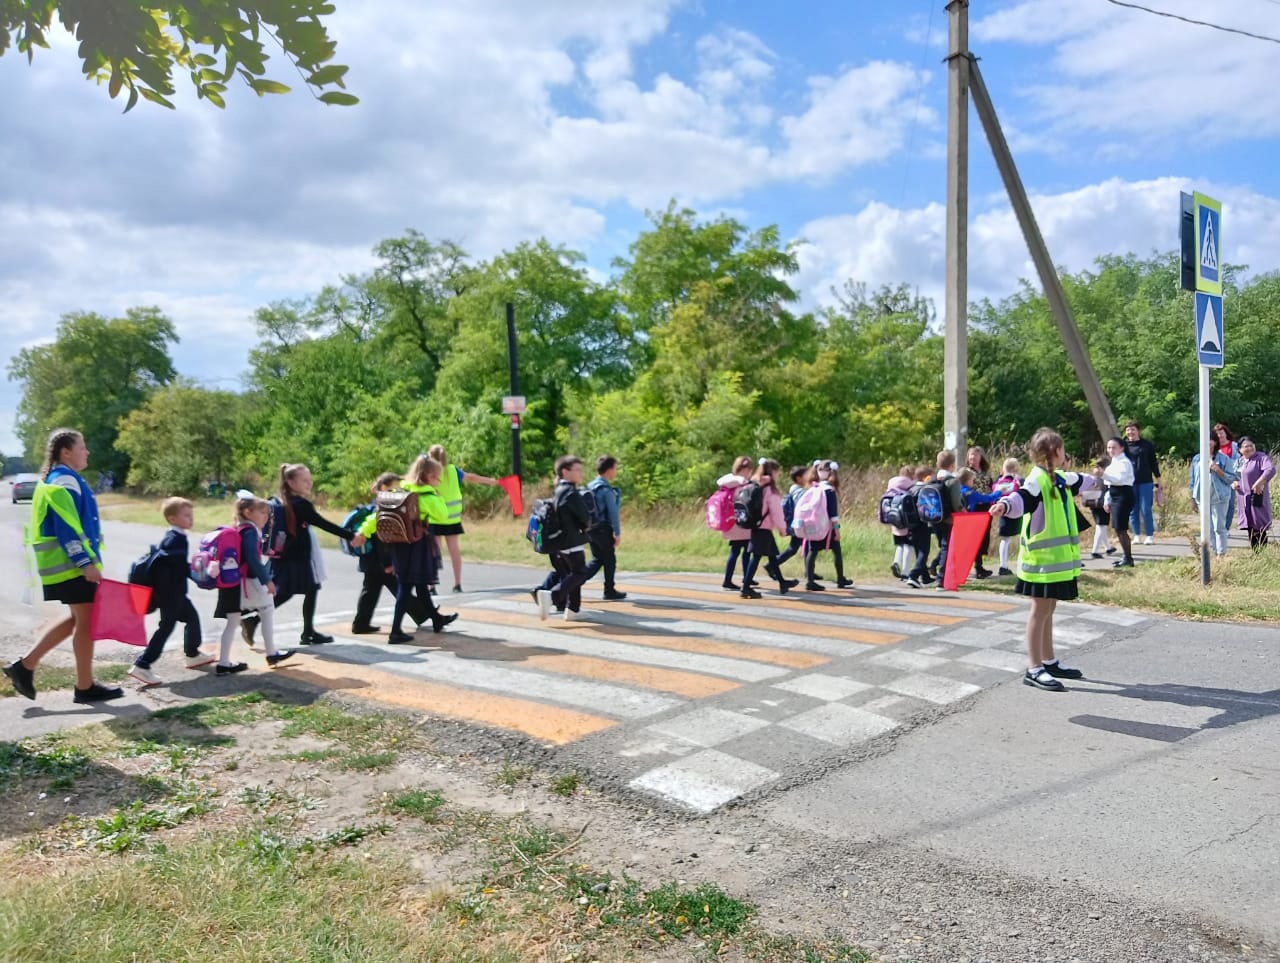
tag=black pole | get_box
[506,301,521,482]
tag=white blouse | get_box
[1103,453,1135,487]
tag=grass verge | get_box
[1,664,129,699]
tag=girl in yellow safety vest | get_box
[426,444,503,595]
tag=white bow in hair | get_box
[235,489,256,499]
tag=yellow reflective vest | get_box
[437,465,463,524]
[1017,465,1083,584]
[27,480,101,586]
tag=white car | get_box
[10,473,39,503]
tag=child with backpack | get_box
[127,497,212,687]
[796,460,853,591]
[349,472,401,635]
[993,457,1023,575]
[535,455,593,620]
[738,458,796,599]
[712,456,756,591]
[214,494,295,675]
[906,454,963,589]
[989,427,1097,691]
[242,463,361,648]
[774,465,809,570]
[957,467,999,579]
[356,456,458,642]
[1085,457,1114,559]
[881,465,917,580]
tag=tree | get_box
[115,380,243,494]
[2,2,355,111]
[7,308,178,478]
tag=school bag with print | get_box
[916,478,959,526]
[705,486,737,532]
[340,504,375,556]
[732,481,765,530]
[878,489,919,529]
[791,486,831,540]
[525,497,564,554]
[374,490,425,544]
[190,527,243,590]
[261,496,290,559]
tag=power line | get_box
[1103,0,1280,45]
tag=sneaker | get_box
[722,581,740,591]
[300,632,334,646]
[431,613,459,633]
[805,582,825,592]
[73,682,125,703]
[563,608,583,621]
[1113,558,1134,568]
[1042,660,1084,680]
[185,651,217,669]
[1143,536,1154,545]
[350,624,381,635]
[537,590,552,621]
[266,650,295,667]
[739,588,762,600]
[387,631,416,645]
[3,660,36,700]
[836,578,855,588]
[890,562,902,579]
[905,577,922,589]
[215,662,249,676]
[997,567,1013,576]
[128,665,163,687]
[1023,667,1065,692]
[240,614,259,647]
[602,589,628,601]
[453,585,463,594]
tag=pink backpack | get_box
[190,526,244,590]
[705,487,737,532]
[791,486,831,540]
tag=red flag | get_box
[497,474,524,517]
[942,511,992,591]
[90,578,152,647]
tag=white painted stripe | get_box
[314,641,680,719]
[457,606,789,682]
[645,707,770,748]
[936,626,1023,649]
[958,649,1027,672]
[773,674,873,702]
[468,600,867,659]
[778,703,898,746]
[867,649,949,672]
[629,749,777,813]
[881,673,982,705]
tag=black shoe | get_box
[431,613,458,633]
[1023,667,1065,692]
[805,582,825,591]
[266,650,295,667]
[387,630,416,645]
[1113,558,1134,568]
[73,682,124,703]
[740,588,763,599]
[890,562,902,578]
[997,567,1013,576]
[240,614,259,647]
[1090,552,1103,559]
[1041,661,1084,680]
[973,568,991,580]
[781,578,800,589]
[1105,547,1118,555]
[215,663,248,676]
[453,585,463,594]
[3,660,36,700]
[300,632,334,645]
[747,579,760,587]
[603,590,628,601]
[836,578,854,588]
[722,581,740,591]
[350,624,381,635]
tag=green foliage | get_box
[1,2,355,111]
[116,379,244,494]
[7,308,178,479]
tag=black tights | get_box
[805,539,844,583]
[1249,528,1269,550]
[724,540,752,585]
[1114,528,1133,561]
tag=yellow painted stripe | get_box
[603,599,902,646]
[470,607,829,670]
[275,660,615,745]
[625,585,967,626]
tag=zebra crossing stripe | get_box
[277,659,616,745]
[625,584,968,626]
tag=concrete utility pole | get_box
[943,0,970,461]
[969,62,1119,442]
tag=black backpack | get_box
[580,486,604,531]
[526,497,564,554]
[732,482,764,530]
[878,489,920,529]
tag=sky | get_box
[4,0,1280,458]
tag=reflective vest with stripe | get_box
[26,480,100,586]
[437,465,463,524]
[403,482,450,526]
[1017,466,1082,584]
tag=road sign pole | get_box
[1199,364,1211,585]
[506,302,521,481]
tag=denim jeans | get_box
[1130,482,1156,537]
[1209,494,1231,555]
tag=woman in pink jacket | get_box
[740,458,796,599]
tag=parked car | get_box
[11,473,38,503]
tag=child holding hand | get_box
[216,494,295,675]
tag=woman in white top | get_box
[1102,436,1135,567]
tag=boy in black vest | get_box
[536,455,592,621]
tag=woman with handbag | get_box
[1232,437,1275,550]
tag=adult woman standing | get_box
[427,444,502,594]
[1214,423,1237,530]
[1232,437,1275,550]
[1189,439,1236,558]
[3,428,122,703]
[1102,437,1136,568]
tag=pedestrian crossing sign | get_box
[1196,291,1223,368]
[1194,192,1221,295]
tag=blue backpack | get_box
[341,504,374,556]
[261,497,289,559]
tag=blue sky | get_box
[3,0,1280,459]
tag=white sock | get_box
[1092,528,1106,553]
[894,544,907,567]
[257,607,279,656]
[219,615,239,666]
[999,538,1011,569]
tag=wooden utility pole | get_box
[969,62,1118,442]
[943,0,970,462]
